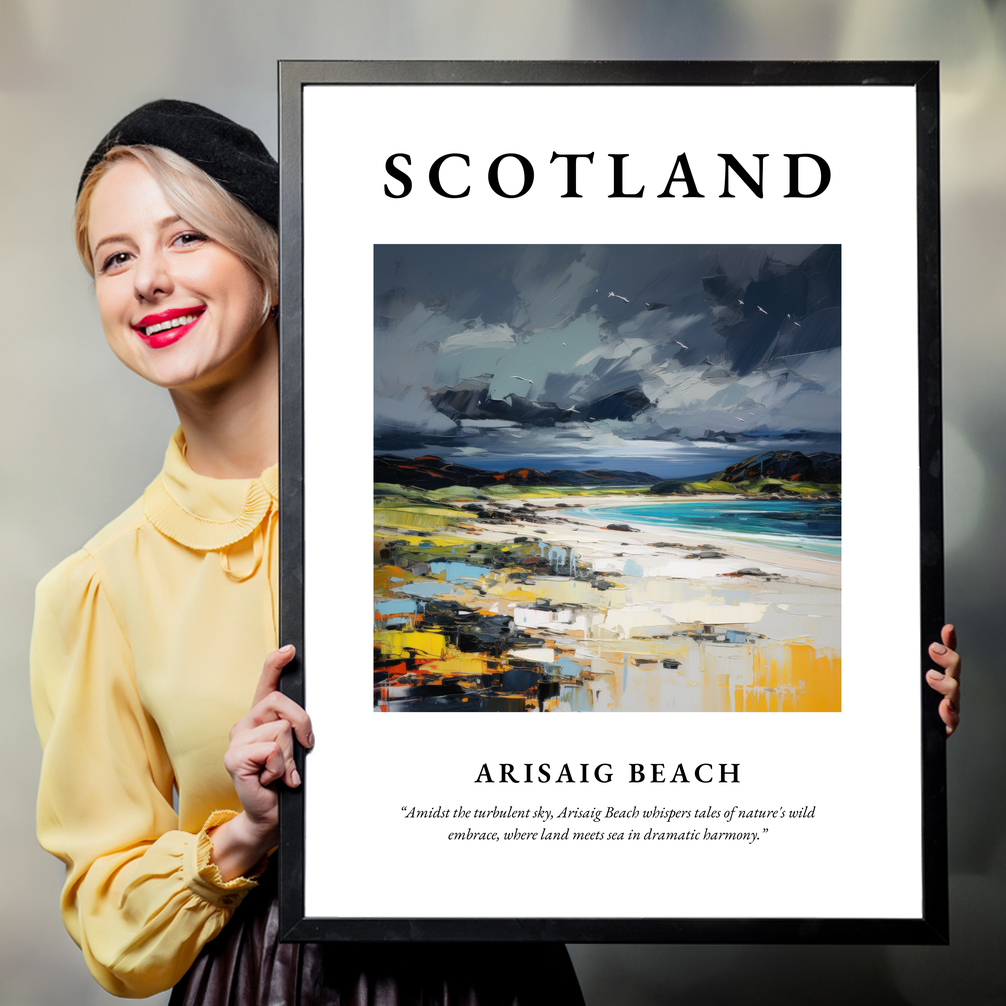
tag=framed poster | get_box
[277,61,946,943]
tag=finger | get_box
[941,623,957,652]
[246,690,314,749]
[939,697,960,737]
[252,645,296,707]
[224,739,287,786]
[926,671,961,738]
[928,642,961,680]
[233,719,301,788]
[258,742,287,787]
[926,669,960,705]
[230,696,313,752]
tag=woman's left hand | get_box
[926,624,960,737]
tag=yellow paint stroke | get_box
[742,643,842,712]
[421,653,491,676]
[376,630,447,659]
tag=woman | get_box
[31,100,586,1003]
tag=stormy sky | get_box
[374,244,840,478]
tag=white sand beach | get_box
[375,492,842,713]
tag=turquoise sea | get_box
[585,499,841,556]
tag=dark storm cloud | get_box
[373,244,841,457]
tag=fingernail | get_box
[946,700,956,713]
[307,732,315,748]
[931,643,947,655]
[291,768,301,787]
[928,670,944,679]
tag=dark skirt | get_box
[169,869,585,1006]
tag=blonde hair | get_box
[75,145,278,322]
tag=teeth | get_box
[142,313,199,337]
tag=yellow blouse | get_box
[31,428,279,998]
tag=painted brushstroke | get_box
[374,245,841,712]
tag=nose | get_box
[133,247,173,303]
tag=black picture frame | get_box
[277,60,945,944]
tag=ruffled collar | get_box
[143,428,278,551]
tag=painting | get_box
[374,244,841,712]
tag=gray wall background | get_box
[2,2,1003,1003]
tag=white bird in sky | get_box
[608,291,629,303]
[565,406,580,414]
[510,375,534,387]
[737,417,746,423]
[674,339,689,349]
[738,299,744,305]
[757,306,768,315]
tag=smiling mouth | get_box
[142,313,199,337]
[134,307,206,338]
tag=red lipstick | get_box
[132,306,206,349]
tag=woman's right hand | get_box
[209,645,314,881]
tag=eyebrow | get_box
[91,215,185,258]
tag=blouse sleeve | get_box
[31,549,262,998]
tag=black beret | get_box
[78,99,278,228]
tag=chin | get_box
[122,353,216,391]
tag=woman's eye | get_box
[173,231,207,248]
[101,251,131,273]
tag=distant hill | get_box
[651,450,841,496]
[375,454,660,491]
